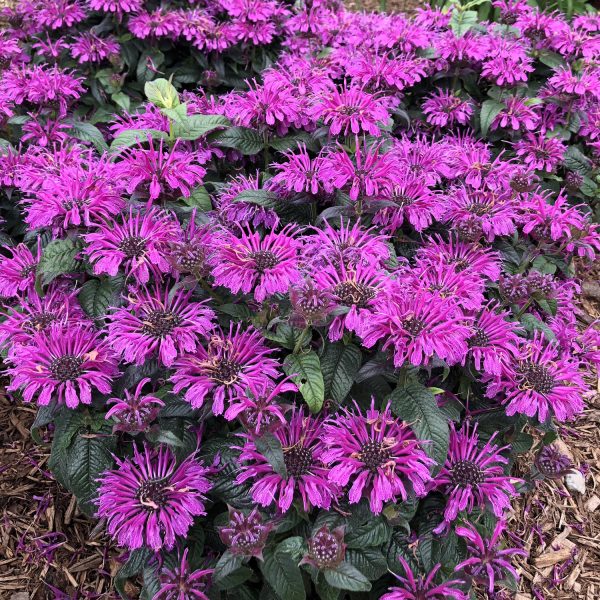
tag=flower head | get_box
[70,32,120,63]
[0,243,40,298]
[153,548,213,600]
[219,507,274,559]
[422,90,473,128]
[323,401,434,514]
[105,378,164,433]
[535,445,572,479]
[97,445,212,551]
[301,526,346,569]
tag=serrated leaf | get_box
[269,132,318,153]
[211,127,264,155]
[283,351,325,413]
[255,432,287,478]
[388,381,449,472]
[181,185,212,210]
[346,517,391,548]
[145,78,179,109]
[324,562,371,592]
[450,9,478,37]
[321,343,362,404]
[345,548,387,580]
[172,114,230,140]
[67,122,108,152]
[79,277,123,318]
[276,536,304,561]
[480,99,504,137]
[110,128,169,151]
[564,146,592,174]
[213,550,244,587]
[136,49,164,83]
[233,189,277,207]
[260,549,306,600]
[520,313,556,341]
[38,239,81,285]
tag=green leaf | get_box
[345,548,387,580]
[181,186,212,210]
[538,51,567,69]
[67,122,108,153]
[79,277,124,319]
[520,313,556,342]
[532,255,557,275]
[314,580,340,600]
[213,550,244,587]
[255,432,287,478]
[346,517,391,548]
[276,536,305,561]
[115,548,151,599]
[211,127,264,155]
[144,78,180,109]
[136,49,165,83]
[172,114,230,140]
[564,146,592,174]
[38,239,80,285]
[260,549,306,600]
[110,128,169,151]
[66,432,115,515]
[450,9,478,37]
[111,92,131,112]
[283,351,325,413]
[480,100,504,137]
[321,343,362,405]
[233,189,278,207]
[269,132,318,153]
[324,562,371,592]
[388,381,449,471]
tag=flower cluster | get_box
[0,0,598,598]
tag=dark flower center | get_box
[468,327,489,348]
[450,459,484,486]
[177,245,207,273]
[141,310,182,338]
[27,311,58,330]
[251,250,279,272]
[467,202,491,216]
[334,281,376,308]
[212,359,241,385]
[119,235,147,259]
[50,355,83,382]
[233,529,261,549]
[451,257,470,272]
[402,316,425,336]
[520,362,556,394]
[137,478,169,510]
[284,446,313,478]
[20,264,36,278]
[359,440,391,472]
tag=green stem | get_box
[294,326,311,354]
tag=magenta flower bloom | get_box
[301,525,346,570]
[89,0,143,15]
[108,285,215,367]
[0,243,40,298]
[116,138,206,203]
[514,133,566,172]
[304,219,390,269]
[361,287,472,367]
[224,376,295,434]
[70,32,120,64]
[219,506,274,559]
[105,378,164,433]
[322,401,434,514]
[466,305,520,376]
[128,9,183,39]
[236,408,339,512]
[432,423,518,532]
[153,548,213,600]
[489,334,586,422]
[97,445,212,551]
[84,208,177,284]
[490,96,539,131]
[382,559,467,600]
[168,213,215,279]
[289,278,336,329]
[269,144,325,195]
[211,225,302,303]
[311,85,390,136]
[455,520,526,593]
[6,323,119,409]
[422,90,473,128]
[172,324,281,416]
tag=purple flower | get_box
[490,96,539,131]
[168,213,215,279]
[107,285,215,367]
[535,445,572,479]
[116,138,206,203]
[211,225,302,303]
[269,144,325,195]
[514,133,566,172]
[422,90,473,128]
[6,323,119,409]
[84,207,177,284]
[382,559,467,600]
[36,0,86,29]
[322,401,434,514]
[311,84,390,136]
[361,287,472,368]
[301,525,346,569]
[0,243,40,298]
[97,445,212,551]
[172,324,281,415]
[289,278,336,329]
[70,32,120,64]
[128,9,183,39]
[89,0,143,15]
[455,520,526,593]
[432,423,518,532]
[153,548,213,600]
[236,407,339,512]
[219,506,274,559]
[105,378,164,433]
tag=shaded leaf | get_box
[283,351,325,413]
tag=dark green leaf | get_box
[173,114,230,140]
[283,351,325,413]
[314,579,340,600]
[136,49,165,83]
[38,239,81,285]
[269,132,318,153]
[213,550,244,587]
[321,343,362,404]
[450,9,478,37]
[346,517,391,548]
[276,536,305,561]
[564,146,592,174]
[211,127,264,155]
[255,432,287,478]
[520,313,556,342]
[110,128,169,151]
[480,99,504,137]
[181,186,212,210]
[79,277,123,318]
[115,548,151,599]
[345,548,387,580]
[323,562,371,592]
[233,189,277,207]
[260,549,306,600]
[67,122,108,152]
